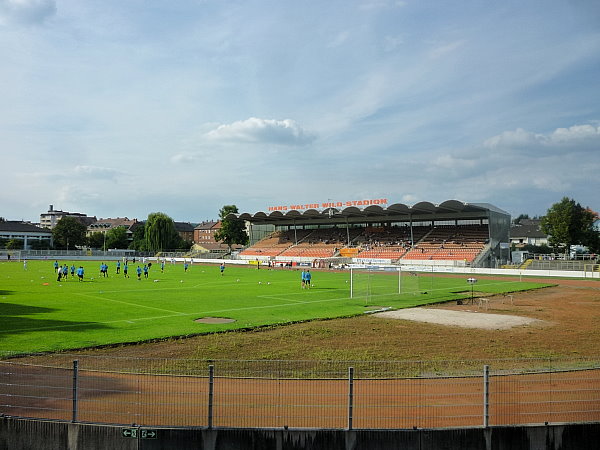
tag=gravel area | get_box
[373,308,544,330]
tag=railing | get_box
[1,357,598,429]
[18,249,154,259]
[527,259,596,271]
[527,253,598,261]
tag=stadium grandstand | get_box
[229,200,510,268]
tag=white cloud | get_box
[483,128,543,149]
[0,0,56,25]
[400,193,418,203]
[432,154,477,171]
[170,153,197,164]
[550,124,600,143]
[484,124,600,152]
[204,118,316,146]
[428,40,467,59]
[359,0,406,11]
[74,165,123,180]
[328,31,350,48]
[383,35,404,52]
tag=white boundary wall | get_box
[397,264,600,280]
[186,258,600,279]
[45,256,595,279]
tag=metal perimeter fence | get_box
[0,356,599,429]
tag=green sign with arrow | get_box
[122,428,158,439]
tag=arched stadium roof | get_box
[228,200,509,226]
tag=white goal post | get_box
[1,250,21,262]
[583,264,600,279]
[349,266,402,300]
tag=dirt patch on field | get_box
[194,317,235,324]
[374,308,544,330]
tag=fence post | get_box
[72,360,79,423]
[208,365,214,429]
[483,365,489,428]
[348,367,354,430]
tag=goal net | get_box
[1,250,21,262]
[349,265,436,302]
[583,263,600,279]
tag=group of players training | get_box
[52,259,227,282]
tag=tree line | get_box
[46,206,248,253]
[514,197,599,256]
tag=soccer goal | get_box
[583,263,600,279]
[349,265,437,302]
[1,250,21,262]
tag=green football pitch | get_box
[0,260,550,356]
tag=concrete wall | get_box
[1,417,598,450]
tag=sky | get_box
[1,0,600,223]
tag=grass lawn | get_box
[0,260,550,356]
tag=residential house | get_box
[87,218,139,245]
[509,219,548,248]
[40,205,96,229]
[174,222,195,243]
[193,220,240,252]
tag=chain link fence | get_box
[1,356,598,429]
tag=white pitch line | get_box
[4,292,358,333]
[124,293,360,323]
[6,279,533,333]
[74,292,187,316]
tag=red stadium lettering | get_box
[269,198,389,211]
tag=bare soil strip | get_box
[374,308,544,329]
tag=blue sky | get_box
[2,0,599,223]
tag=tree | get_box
[105,226,130,249]
[540,197,596,257]
[129,223,147,251]
[512,214,530,225]
[145,212,181,252]
[29,239,52,250]
[52,216,87,249]
[6,239,24,250]
[87,232,105,249]
[214,205,249,253]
